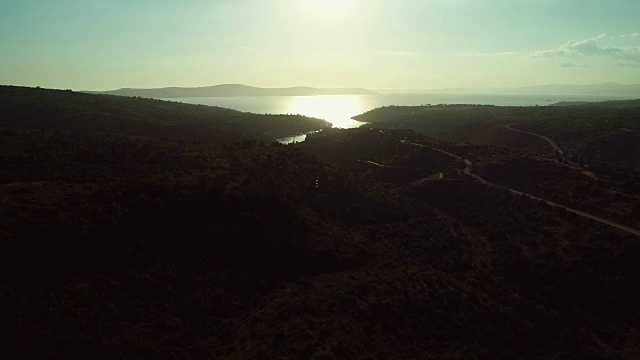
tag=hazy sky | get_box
[1,0,639,90]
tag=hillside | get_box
[92,84,378,98]
[0,86,331,144]
[353,102,640,169]
[2,98,640,359]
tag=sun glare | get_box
[305,0,351,14]
[288,95,364,128]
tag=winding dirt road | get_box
[504,124,564,155]
[405,140,640,238]
[503,124,601,180]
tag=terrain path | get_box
[504,124,563,155]
[504,124,600,180]
[405,140,640,238]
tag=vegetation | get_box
[0,86,331,145]
[2,90,640,359]
[354,102,640,169]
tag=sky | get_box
[1,0,639,90]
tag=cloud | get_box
[465,51,516,57]
[621,32,640,38]
[560,62,588,68]
[619,63,640,67]
[531,34,640,63]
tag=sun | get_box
[305,0,352,15]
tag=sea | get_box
[165,93,638,143]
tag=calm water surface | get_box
[166,93,637,143]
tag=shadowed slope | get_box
[0,86,331,144]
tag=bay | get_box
[165,93,638,143]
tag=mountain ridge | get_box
[88,84,378,98]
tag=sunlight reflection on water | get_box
[169,92,638,143]
[278,95,367,144]
[166,95,368,143]
[287,95,365,129]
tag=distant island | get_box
[377,82,640,97]
[88,84,379,98]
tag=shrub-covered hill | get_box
[353,103,640,168]
[0,130,393,358]
[299,128,640,359]
[0,86,330,145]
[2,126,640,358]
